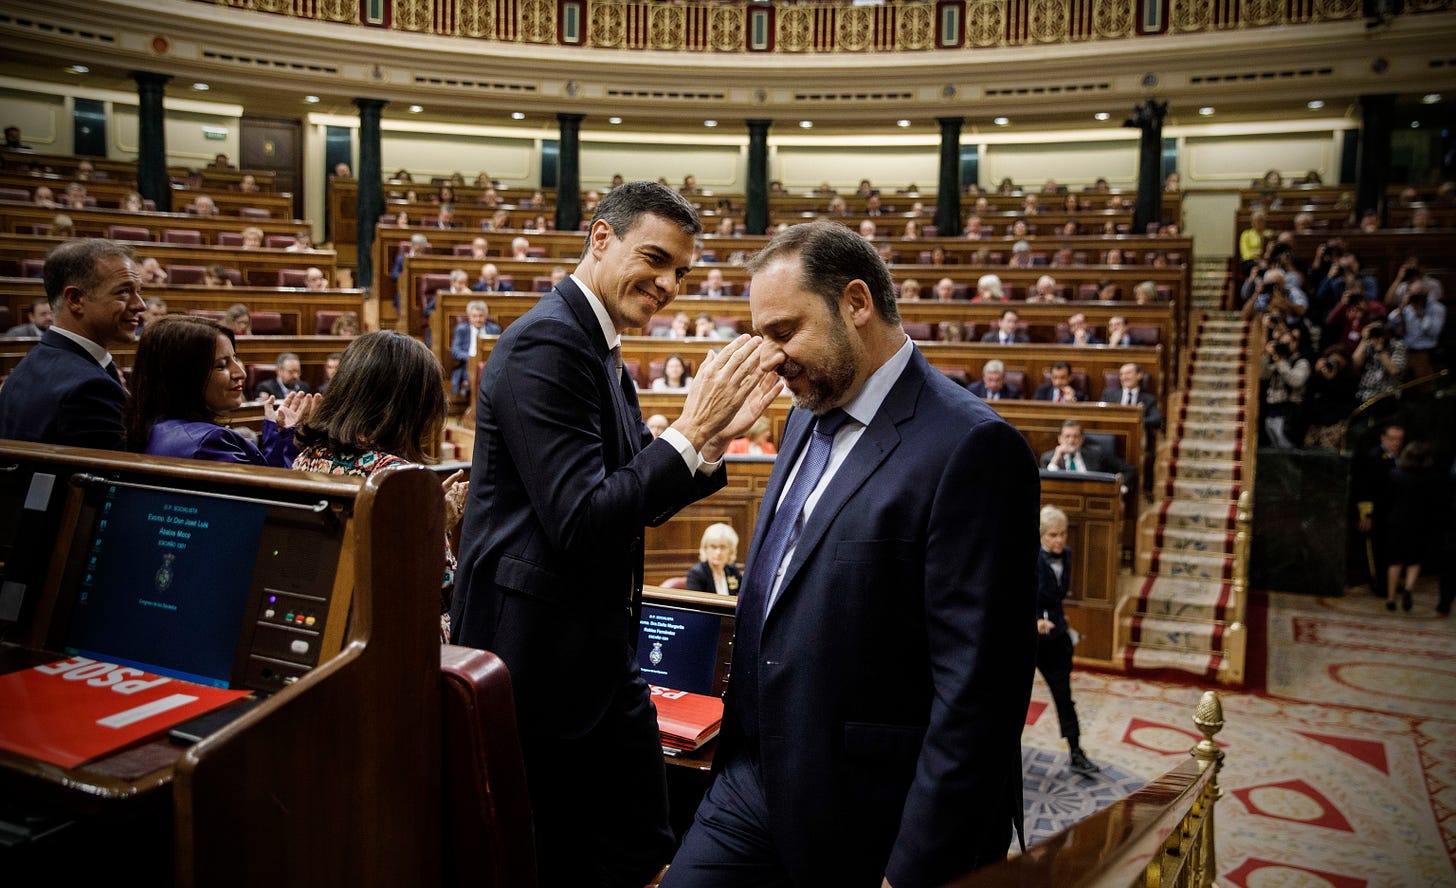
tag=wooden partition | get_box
[0,173,295,220]
[0,149,277,192]
[0,201,311,245]
[0,278,364,338]
[0,234,337,289]
[640,457,1124,667]
[0,441,442,886]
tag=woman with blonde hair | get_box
[727,415,776,455]
[686,523,742,596]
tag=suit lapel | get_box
[552,279,638,461]
[747,408,813,560]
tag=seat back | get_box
[902,321,935,341]
[107,225,151,242]
[419,273,453,302]
[1076,283,1099,301]
[187,309,227,322]
[250,311,284,335]
[168,265,209,285]
[265,235,295,249]
[525,247,548,259]
[713,317,742,335]
[0,186,29,201]
[1083,431,1123,461]
[659,576,689,590]
[247,364,278,397]
[315,311,343,335]
[532,276,554,293]
[1127,325,1160,346]
[439,645,538,888]
[20,258,44,278]
[218,231,244,247]
[1003,369,1027,395]
[279,269,308,288]
[238,207,272,219]
[163,228,202,244]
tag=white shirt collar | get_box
[50,325,113,368]
[839,334,914,428]
[571,272,619,350]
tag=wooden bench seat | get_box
[0,234,337,288]
[0,201,312,246]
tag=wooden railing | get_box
[950,690,1226,886]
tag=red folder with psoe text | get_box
[650,685,723,752]
[0,656,252,768]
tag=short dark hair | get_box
[584,181,702,259]
[746,220,899,323]
[1051,360,1072,373]
[293,331,446,463]
[124,315,234,451]
[42,238,135,310]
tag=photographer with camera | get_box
[1352,319,1407,405]
[1302,345,1358,449]
[1384,256,1444,310]
[1386,279,1445,395]
[1314,248,1378,343]
[1260,323,1311,449]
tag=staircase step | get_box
[1152,524,1237,555]
[1172,421,1245,442]
[1153,499,1239,533]
[1144,548,1235,581]
[1159,478,1243,503]
[1121,645,1223,681]
[1170,438,1243,461]
[1181,389,1245,405]
[1166,458,1242,483]
[1175,404,1245,423]
[1125,575,1236,622]
[1124,615,1227,653]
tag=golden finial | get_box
[1192,690,1224,762]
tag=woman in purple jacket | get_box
[124,315,317,466]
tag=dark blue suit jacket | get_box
[0,329,125,449]
[721,347,1040,887]
[967,380,1022,400]
[448,277,725,738]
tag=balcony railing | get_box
[201,0,1449,53]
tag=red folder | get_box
[650,685,723,752]
[0,656,252,768]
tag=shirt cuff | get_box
[659,427,704,474]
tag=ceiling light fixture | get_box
[1198,106,1215,116]
[408,105,423,113]
[192,82,210,91]
[704,120,718,127]
[1306,100,1325,110]
[799,120,813,128]
[511,112,525,120]
[608,116,622,124]
[993,117,1009,126]
[1423,93,1442,104]
[65,65,89,74]
[897,119,911,127]
[304,95,320,104]
[1094,112,1110,121]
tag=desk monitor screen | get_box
[637,602,734,698]
[64,483,267,689]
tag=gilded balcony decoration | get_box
[201,0,1419,51]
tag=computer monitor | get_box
[637,597,735,698]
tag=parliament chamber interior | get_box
[0,0,1454,885]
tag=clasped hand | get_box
[672,334,783,462]
[261,390,321,429]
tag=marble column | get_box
[556,113,584,233]
[934,117,962,239]
[131,72,172,213]
[1356,94,1394,225]
[745,119,772,235]
[354,98,387,292]
[1126,99,1166,235]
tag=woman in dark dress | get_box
[124,315,316,466]
[1036,505,1099,777]
[685,522,742,596]
[1381,441,1447,612]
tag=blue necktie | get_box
[746,408,851,621]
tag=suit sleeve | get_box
[886,418,1040,887]
[492,317,723,563]
[685,562,713,594]
[54,376,125,450]
[449,324,471,361]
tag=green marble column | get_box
[131,72,172,213]
[746,119,772,235]
[354,98,387,292]
[934,117,963,238]
[556,113,584,233]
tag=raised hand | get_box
[670,334,777,453]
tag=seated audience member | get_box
[686,523,743,596]
[1103,248,1127,266]
[511,236,532,259]
[1301,346,1357,449]
[391,235,432,304]
[939,321,968,343]
[333,163,352,178]
[1101,361,1162,429]
[480,208,505,230]
[4,124,28,149]
[466,236,490,259]
[982,309,1028,345]
[1292,212,1315,234]
[63,182,90,210]
[119,190,145,213]
[292,331,464,642]
[583,190,602,213]
[727,415,776,456]
[1035,505,1101,777]
[1050,247,1077,268]
[1133,280,1158,304]
[203,264,234,288]
[930,246,950,265]
[680,174,700,196]
[1163,172,1181,191]
[50,214,76,237]
[1059,220,1080,237]
[435,204,460,229]
[319,351,343,393]
[1008,240,1034,268]
[1097,280,1121,301]
[1058,312,1101,346]
[33,185,57,208]
[209,153,233,170]
[330,311,361,338]
[973,273,1006,302]
[827,196,849,217]
[1041,419,1119,473]
[473,262,512,292]
[192,195,220,217]
[716,217,738,237]
[699,268,730,297]
[1104,315,1133,347]
[661,311,691,339]
[435,185,458,207]
[138,297,168,334]
[256,351,313,399]
[645,413,669,438]
[1259,327,1310,449]
[394,211,411,228]
[1034,361,1087,403]
[0,240,141,449]
[449,300,501,395]
[897,278,921,301]
[651,353,693,392]
[1358,210,1380,233]
[5,296,55,337]
[224,303,252,335]
[549,266,567,288]
[901,219,921,240]
[286,230,313,251]
[969,358,1021,400]
[241,226,265,249]
[304,266,329,291]
[238,174,260,193]
[934,277,958,302]
[391,169,413,184]
[446,269,473,295]
[136,257,168,285]
[962,215,985,239]
[1027,275,1063,303]
[693,312,722,339]
[125,315,315,467]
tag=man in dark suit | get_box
[968,357,1022,401]
[1032,360,1087,403]
[0,238,141,449]
[254,352,312,400]
[1100,362,1162,430]
[471,262,513,293]
[664,221,1039,888]
[1056,312,1103,346]
[1040,419,1122,474]
[448,299,502,395]
[980,308,1029,344]
[449,182,779,888]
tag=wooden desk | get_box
[0,201,311,245]
[0,172,295,219]
[0,234,337,289]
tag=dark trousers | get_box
[521,663,675,888]
[1036,633,1080,747]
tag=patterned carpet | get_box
[1020,583,1456,885]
